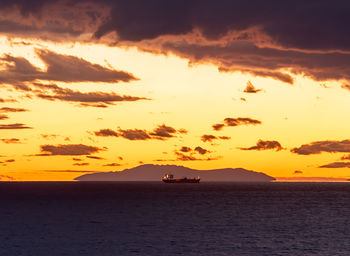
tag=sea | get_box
[0,182,349,256]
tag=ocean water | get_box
[0,182,350,256]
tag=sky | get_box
[1,0,350,181]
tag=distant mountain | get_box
[75,164,275,182]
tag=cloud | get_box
[0,175,15,181]
[219,136,231,140]
[86,155,105,160]
[0,123,32,129]
[240,140,283,151]
[118,128,151,141]
[103,163,122,167]
[224,117,262,127]
[0,107,29,112]
[0,138,22,144]
[39,144,103,156]
[294,170,303,174]
[175,152,219,161]
[212,117,261,131]
[212,123,224,131]
[0,98,17,103]
[73,162,90,166]
[319,162,350,168]
[342,84,350,91]
[149,124,177,139]
[95,124,184,141]
[32,83,149,107]
[94,129,119,137]
[0,1,107,41]
[0,115,8,120]
[179,146,192,153]
[44,170,99,173]
[201,134,217,142]
[0,50,138,87]
[1,1,350,53]
[41,134,58,140]
[194,146,209,155]
[291,140,350,155]
[1,1,350,83]
[341,154,350,160]
[243,81,262,93]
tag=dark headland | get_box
[75,164,275,182]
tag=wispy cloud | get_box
[243,81,262,94]
[95,124,185,141]
[38,144,104,156]
[0,123,32,129]
[213,117,261,131]
[291,140,350,155]
[240,140,284,151]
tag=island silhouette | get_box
[75,164,275,182]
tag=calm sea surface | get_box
[0,182,349,256]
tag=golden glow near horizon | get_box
[1,36,350,181]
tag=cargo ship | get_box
[162,174,200,183]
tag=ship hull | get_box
[162,178,200,183]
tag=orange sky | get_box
[0,36,349,181]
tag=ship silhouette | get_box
[162,173,200,183]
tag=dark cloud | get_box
[1,1,350,83]
[41,134,58,140]
[94,129,118,137]
[0,50,137,87]
[72,158,83,161]
[179,146,192,153]
[37,49,137,83]
[178,129,188,134]
[73,162,89,166]
[201,134,217,143]
[291,140,350,155]
[0,98,17,103]
[86,155,105,160]
[212,117,261,131]
[0,138,22,144]
[0,107,28,112]
[0,175,15,181]
[0,123,31,129]
[103,163,121,167]
[212,123,224,131]
[219,136,231,140]
[294,170,303,174]
[149,124,177,139]
[109,2,350,83]
[39,144,103,156]
[88,1,350,52]
[341,84,350,91]
[0,1,107,41]
[319,162,350,168]
[224,117,262,127]
[118,128,151,141]
[341,154,350,160]
[0,114,8,120]
[240,140,283,151]
[243,81,262,94]
[175,152,219,161]
[32,83,148,107]
[44,170,98,173]
[194,146,209,155]
[95,124,184,141]
[2,1,350,52]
